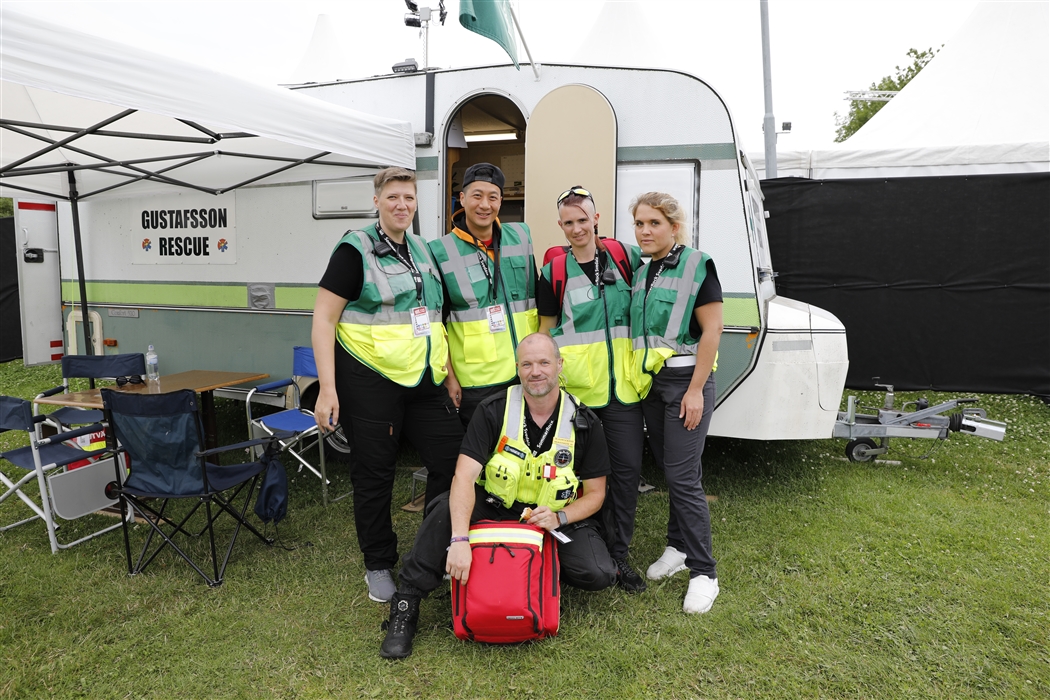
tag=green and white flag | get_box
[459,0,519,69]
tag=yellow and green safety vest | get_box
[543,246,643,407]
[428,221,538,388]
[479,386,579,511]
[629,246,717,398]
[334,224,448,387]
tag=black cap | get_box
[462,162,505,193]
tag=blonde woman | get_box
[629,192,723,614]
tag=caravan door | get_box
[13,200,64,365]
[524,84,617,258]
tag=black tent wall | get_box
[0,217,23,363]
[762,172,1050,397]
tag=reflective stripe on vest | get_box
[479,386,579,511]
[428,221,539,388]
[629,247,712,397]
[545,252,639,407]
[335,225,449,387]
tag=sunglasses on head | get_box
[557,186,592,205]
[115,375,144,387]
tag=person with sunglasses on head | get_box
[629,192,724,614]
[428,163,539,428]
[537,186,649,593]
[311,167,464,606]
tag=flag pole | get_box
[506,2,540,80]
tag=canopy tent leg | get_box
[67,170,94,366]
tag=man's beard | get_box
[523,376,556,398]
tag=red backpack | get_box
[542,237,634,306]
[451,521,560,643]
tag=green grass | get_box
[1,359,1047,699]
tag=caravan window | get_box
[614,162,700,249]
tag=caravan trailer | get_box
[27,63,848,441]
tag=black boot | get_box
[380,592,421,659]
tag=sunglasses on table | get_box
[115,375,144,387]
[556,186,592,204]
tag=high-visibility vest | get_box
[629,246,716,398]
[428,221,538,388]
[479,386,579,511]
[334,224,448,387]
[543,246,643,407]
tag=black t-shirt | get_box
[318,233,412,302]
[460,391,610,481]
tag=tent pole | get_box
[67,169,94,365]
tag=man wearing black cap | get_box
[428,162,539,427]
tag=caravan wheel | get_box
[845,438,878,463]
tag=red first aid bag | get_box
[451,521,560,643]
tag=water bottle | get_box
[146,345,160,382]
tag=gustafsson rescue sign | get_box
[133,193,236,264]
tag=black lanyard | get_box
[522,410,556,457]
[377,226,423,303]
[645,244,680,302]
[468,229,501,301]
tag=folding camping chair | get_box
[34,353,146,430]
[245,346,350,505]
[0,395,125,553]
[101,388,276,587]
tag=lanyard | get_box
[378,226,423,303]
[467,229,501,300]
[522,410,556,457]
[645,244,679,302]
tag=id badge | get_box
[487,304,507,333]
[411,306,432,337]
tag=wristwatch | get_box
[557,510,569,528]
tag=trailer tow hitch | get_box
[832,380,1007,462]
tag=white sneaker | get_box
[683,574,719,614]
[646,546,688,581]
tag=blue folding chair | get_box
[102,388,277,587]
[35,354,146,429]
[246,346,350,505]
[0,395,124,553]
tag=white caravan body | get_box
[30,63,847,440]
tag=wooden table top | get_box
[35,370,270,409]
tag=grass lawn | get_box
[1,358,1047,699]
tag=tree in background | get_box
[0,199,12,218]
[834,47,939,142]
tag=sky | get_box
[3,0,982,152]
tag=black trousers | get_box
[592,398,645,559]
[641,370,717,579]
[458,382,513,429]
[399,486,617,594]
[335,348,463,571]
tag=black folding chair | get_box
[101,388,277,587]
[35,354,146,430]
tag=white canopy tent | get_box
[751,1,1049,179]
[0,8,415,355]
[0,9,415,202]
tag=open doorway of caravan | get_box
[444,94,527,229]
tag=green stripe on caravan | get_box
[61,281,319,311]
[723,294,760,327]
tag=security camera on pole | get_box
[403,0,447,70]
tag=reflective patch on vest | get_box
[501,443,527,460]
[554,448,572,467]
[555,487,575,501]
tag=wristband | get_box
[450,536,470,545]
[557,510,568,527]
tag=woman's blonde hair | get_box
[630,192,689,245]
